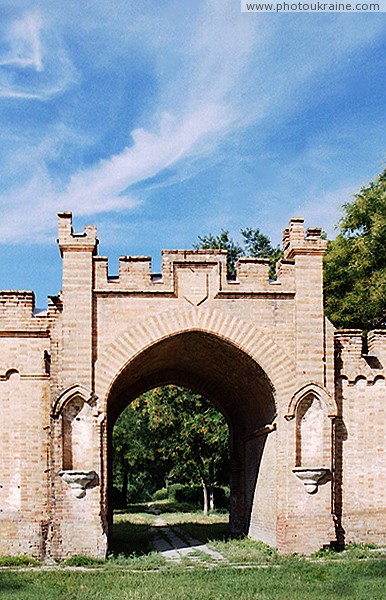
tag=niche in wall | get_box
[295,393,330,467]
[61,395,93,471]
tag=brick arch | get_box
[51,383,97,420]
[4,368,20,380]
[96,306,295,410]
[285,382,337,421]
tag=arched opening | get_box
[112,384,230,513]
[105,330,276,549]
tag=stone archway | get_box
[96,306,294,406]
[95,306,295,551]
[104,328,278,543]
[6,213,383,559]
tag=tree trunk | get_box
[202,477,209,515]
[209,459,215,511]
[122,464,129,507]
[209,487,215,512]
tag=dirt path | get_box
[151,517,225,564]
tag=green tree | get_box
[324,168,386,331]
[143,386,229,514]
[194,230,243,278]
[112,400,166,503]
[194,227,282,278]
[113,386,229,513]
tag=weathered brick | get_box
[0,213,384,559]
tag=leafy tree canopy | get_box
[194,227,282,278]
[113,385,229,512]
[324,168,386,331]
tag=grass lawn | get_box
[0,504,385,599]
[1,560,385,599]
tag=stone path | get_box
[151,517,225,564]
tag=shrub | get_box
[152,487,168,501]
[166,483,185,500]
[174,485,202,505]
[0,555,41,567]
[61,554,105,567]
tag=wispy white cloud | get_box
[0,11,43,71]
[0,2,384,245]
[0,10,77,100]
[63,104,231,213]
[0,0,259,240]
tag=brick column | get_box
[57,212,98,389]
[283,218,327,386]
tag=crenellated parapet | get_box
[0,290,49,332]
[57,211,98,256]
[335,329,386,384]
[93,246,297,296]
[0,290,35,319]
[94,249,228,295]
[91,217,328,302]
[283,217,327,259]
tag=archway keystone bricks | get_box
[0,213,385,558]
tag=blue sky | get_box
[0,1,385,306]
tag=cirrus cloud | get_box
[0,10,78,100]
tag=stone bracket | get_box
[59,470,99,498]
[292,467,331,494]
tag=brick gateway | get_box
[0,213,384,558]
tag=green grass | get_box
[0,556,41,568]
[109,504,229,559]
[210,537,277,564]
[0,560,385,599]
[109,511,157,558]
[1,506,385,598]
[160,511,229,542]
[61,555,105,567]
[312,543,386,561]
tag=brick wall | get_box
[0,213,384,558]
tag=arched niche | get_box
[52,385,97,471]
[288,384,335,495]
[61,395,94,471]
[295,392,330,467]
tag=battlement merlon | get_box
[367,330,386,360]
[283,217,327,259]
[0,290,50,332]
[57,212,98,256]
[0,290,35,316]
[94,250,229,290]
[335,330,364,363]
[335,329,386,383]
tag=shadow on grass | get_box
[109,520,155,558]
[174,521,230,544]
[110,509,230,558]
[0,573,23,594]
